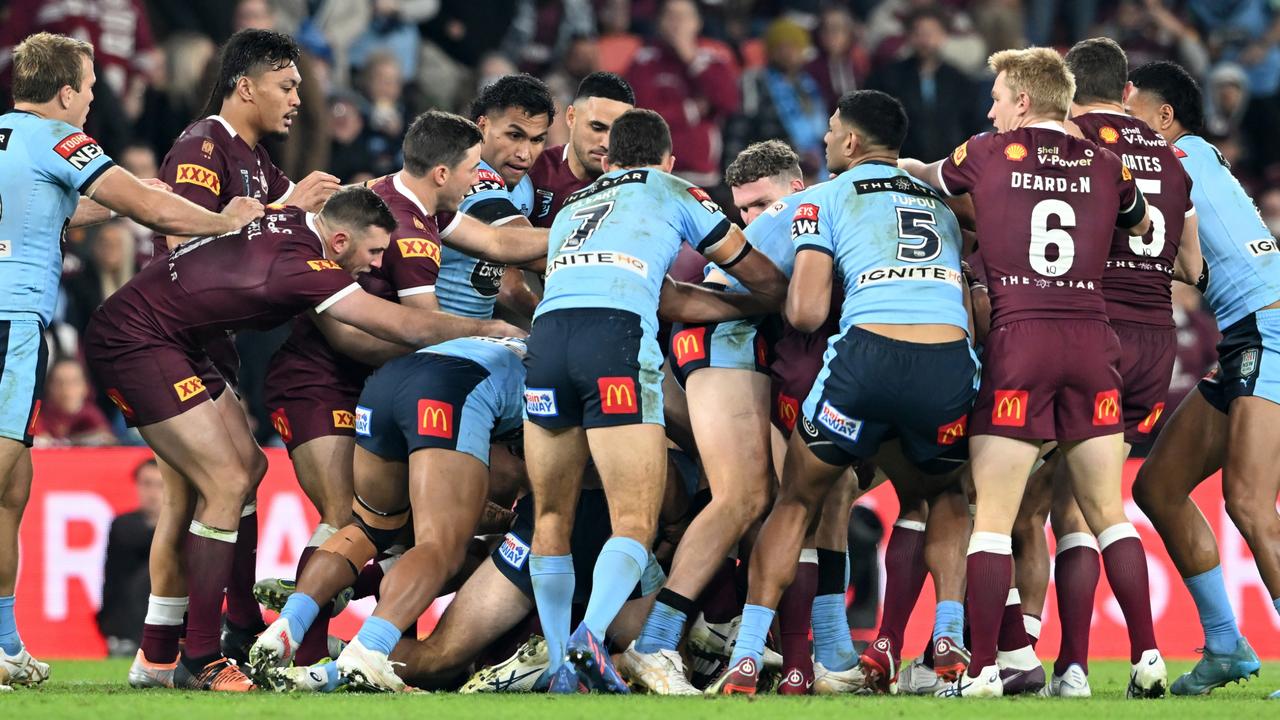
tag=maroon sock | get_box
[1101,535,1157,663]
[140,622,182,664]
[778,560,817,676]
[877,522,927,650]
[1025,614,1041,650]
[1053,546,1100,675]
[964,551,1011,675]
[295,545,317,581]
[225,511,263,629]
[352,561,385,600]
[997,594,1032,651]
[696,558,740,624]
[184,528,238,660]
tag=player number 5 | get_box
[1029,199,1075,277]
[895,208,942,262]
[1128,178,1165,257]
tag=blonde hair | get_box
[12,32,94,104]
[988,47,1075,119]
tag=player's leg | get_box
[131,457,193,688]
[0,447,45,687]
[1048,464,1099,697]
[923,481,969,681]
[998,452,1054,695]
[807,467,861,693]
[859,474,927,692]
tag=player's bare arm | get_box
[1172,211,1203,285]
[282,171,342,212]
[312,313,414,364]
[657,276,772,323]
[784,248,833,333]
[898,157,947,192]
[322,288,526,348]
[71,179,171,227]
[443,213,549,266]
[704,225,788,309]
[89,166,264,236]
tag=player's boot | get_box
[1170,638,1260,696]
[704,656,760,696]
[173,655,255,691]
[689,614,736,659]
[271,659,345,693]
[336,637,410,693]
[247,616,299,686]
[1126,648,1167,698]
[1044,663,1091,698]
[563,622,629,694]
[936,663,1002,698]
[898,657,946,696]
[0,646,50,686]
[777,666,814,695]
[128,649,177,689]
[253,578,352,617]
[931,636,969,682]
[858,636,899,694]
[997,645,1045,695]
[617,641,699,695]
[812,661,867,694]
[721,616,784,673]
[221,616,266,666]
[460,635,549,693]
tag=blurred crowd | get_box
[3,0,1275,447]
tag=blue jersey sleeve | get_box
[39,123,116,195]
[670,177,730,253]
[789,187,832,256]
[460,165,523,224]
[509,175,535,218]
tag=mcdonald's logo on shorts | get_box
[332,410,355,429]
[776,393,799,433]
[1093,389,1121,426]
[417,399,454,438]
[991,389,1028,427]
[672,327,707,366]
[271,408,292,443]
[107,389,135,420]
[937,416,968,445]
[1137,402,1165,434]
[174,376,207,402]
[598,377,638,414]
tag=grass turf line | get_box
[1,658,1272,719]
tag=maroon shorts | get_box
[83,322,227,428]
[264,330,369,453]
[970,319,1123,442]
[1113,321,1176,445]
[769,317,835,436]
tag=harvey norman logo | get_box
[547,251,648,278]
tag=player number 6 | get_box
[1029,198,1076,277]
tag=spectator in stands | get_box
[870,8,984,163]
[328,92,379,184]
[866,0,987,74]
[32,359,117,448]
[1024,0,1100,47]
[136,32,218,168]
[358,51,409,177]
[627,0,740,186]
[97,459,163,657]
[597,0,643,74]
[350,0,424,80]
[420,0,519,111]
[725,19,830,180]
[502,0,596,77]
[64,221,139,339]
[807,6,872,109]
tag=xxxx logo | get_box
[173,375,207,402]
[175,163,221,195]
[332,409,355,429]
[307,259,341,271]
[397,237,441,263]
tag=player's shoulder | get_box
[472,160,508,192]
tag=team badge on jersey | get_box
[412,216,426,230]
[54,132,105,170]
[791,203,820,240]
[1121,164,1133,182]
[201,139,215,157]
[1004,143,1028,162]
[524,388,559,417]
[687,186,722,213]
[818,401,862,441]
[536,189,554,218]
[951,141,968,165]
[1241,348,1259,377]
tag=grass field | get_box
[2,659,1274,719]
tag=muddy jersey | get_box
[95,207,357,351]
[1072,111,1193,328]
[529,144,592,228]
[938,123,1146,327]
[153,115,293,257]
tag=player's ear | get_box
[661,153,676,173]
[1160,103,1176,132]
[789,177,805,193]
[431,164,449,188]
[329,229,349,255]
[476,115,490,134]
[1121,81,1135,104]
[565,103,576,128]
[236,75,255,103]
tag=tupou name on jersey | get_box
[1011,173,1090,193]
[857,265,963,287]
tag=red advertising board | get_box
[13,448,1280,659]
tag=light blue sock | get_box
[583,536,649,639]
[812,594,856,671]
[933,600,965,644]
[0,595,20,654]
[635,598,687,653]
[280,592,320,641]
[530,554,575,671]
[1184,566,1242,655]
[729,604,774,667]
[318,660,345,692]
[356,616,403,656]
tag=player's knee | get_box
[1223,484,1275,537]
[247,447,269,486]
[1131,470,1164,516]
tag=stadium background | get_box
[2,0,1279,660]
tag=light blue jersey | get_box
[536,167,732,336]
[1174,135,1280,329]
[791,162,967,334]
[706,185,821,291]
[437,159,534,318]
[0,112,115,325]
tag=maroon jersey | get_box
[939,125,1145,327]
[96,207,357,352]
[1071,111,1194,328]
[153,115,294,258]
[528,144,592,228]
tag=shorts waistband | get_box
[535,307,642,323]
[842,324,971,352]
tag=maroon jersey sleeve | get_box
[937,132,997,196]
[273,238,361,313]
[160,134,229,212]
[383,216,442,298]
[264,154,294,204]
[1111,153,1147,228]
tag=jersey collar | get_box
[1028,121,1067,133]
[305,213,329,258]
[209,114,238,138]
[393,171,430,216]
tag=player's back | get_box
[1174,134,1280,329]
[942,126,1140,326]
[0,112,113,324]
[421,335,527,433]
[795,163,966,333]
[1072,112,1191,327]
[537,167,730,333]
[708,186,817,291]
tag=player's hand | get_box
[221,196,265,229]
[482,320,528,339]
[140,177,172,192]
[287,171,342,212]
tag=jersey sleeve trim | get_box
[78,160,117,195]
[491,213,524,227]
[795,243,834,257]
[315,282,361,313]
[1185,207,1196,218]
[464,198,522,224]
[397,285,436,298]
[695,218,733,254]
[934,162,954,197]
[437,211,463,239]
[272,180,295,204]
[1117,190,1148,229]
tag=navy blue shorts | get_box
[800,326,978,472]
[1198,309,1280,414]
[668,315,777,388]
[524,308,664,429]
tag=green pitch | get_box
[3,659,1273,719]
